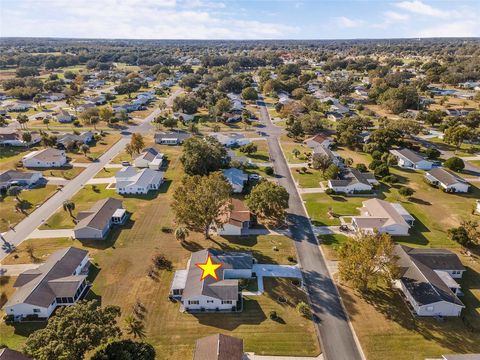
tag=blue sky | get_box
[1,0,479,39]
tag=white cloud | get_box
[416,20,479,37]
[384,11,410,22]
[1,0,298,39]
[395,0,447,18]
[335,16,364,28]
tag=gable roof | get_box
[394,245,464,307]
[390,148,427,164]
[222,168,248,186]
[0,170,41,187]
[115,166,164,188]
[23,148,65,162]
[74,198,123,231]
[6,247,88,308]
[356,198,410,228]
[135,147,161,162]
[329,168,375,187]
[193,334,244,360]
[426,168,468,187]
[182,249,252,301]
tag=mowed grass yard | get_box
[338,249,480,360]
[233,140,270,163]
[0,185,58,232]
[292,168,323,188]
[68,132,122,163]
[1,143,319,359]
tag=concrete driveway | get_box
[0,263,41,276]
[27,229,74,239]
[253,264,302,279]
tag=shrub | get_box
[444,157,465,172]
[425,147,441,160]
[368,159,383,170]
[287,256,297,263]
[356,163,367,172]
[382,175,398,184]
[325,188,335,195]
[398,186,414,198]
[296,302,311,318]
[152,253,172,271]
[265,166,274,176]
[269,310,278,320]
[371,150,382,160]
[73,119,81,127]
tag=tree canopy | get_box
[180,137,227,176]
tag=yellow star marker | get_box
[196,254,222,281]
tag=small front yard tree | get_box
[172,173,232,239]
[245,181,289,226]
[239,143,257,155]
[398,186,414,199]
[444,156,465,172]
[448,220,479,247]
[91,340,155,360]
[63,200,75,217]
[312,154,332,175]
[338,232,398,292]
[124,315,146,339]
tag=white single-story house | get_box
[0,131,41,147]
[304,134,334,149]
[4,247,90,321]
[154,131,191,145]
[223,168,248,193]
[217,199,252,236]
[170,249,253,312]
[56,110,73,123]
[134,147,164,170]
[0,170,42,190]
[56,131,93,148]
[425,168,469,193]
[328,168,378,194]
[22,148,67,168]
[173,112,195,122]
[394,245,465,317]
[390,148,433,170]
[313,145,344,168]
[210,133,250,148]
[115,166,164,195]
[352,198,414,236]
[74,198,127,240]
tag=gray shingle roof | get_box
[426,168,468,187]
[193,334,244,360]
[182,249,252,301]
[6,247,88,308]
[394,245,464,307]
[74,197,123,231]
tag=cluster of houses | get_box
[113,91,156,114]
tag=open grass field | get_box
[0,185,58,232]
[338,251,480,360]
[42,166,84,180]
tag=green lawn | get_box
[303,193,367,226]
[94,168,119,178]
[0,185,58,232]
[291,168,322,188]
[42,167,84,180]
[280,141,311,164]
[233,140,270,163]
[318,233,350,260]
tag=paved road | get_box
[256,98,363,360]
[0,88,184,262]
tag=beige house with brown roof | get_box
[217,199,252,236]
[352,198,414,236]
[193,334,244,360]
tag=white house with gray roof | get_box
[0,170,42,190]
[223,168,248,193]
[394,245,465,317]
[390,148,433,170]
[74,198,127,240]
[22,148,67,168]
[352,198,414,236]
[115,166,164,195]
[328,168,378,194]
[425,168,470,193]
[4,247,90,321]
[170,249,253,312]
[133,147,164,170]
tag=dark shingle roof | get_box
[394,245,464,307]
[7,247,88,308]
[193,334,244,360]
[0,348,32,360]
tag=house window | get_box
[173,289,182,296]
[426,306,434,312]
[221,300,232,305]
[33,308,40,313]
[188,300,199,305]
[206,300,214,303]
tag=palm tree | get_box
[292,148,300,159]
[63,200,75,217]
[174,227,189,243]
[43,118,50,129]
[124,315,146,339]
